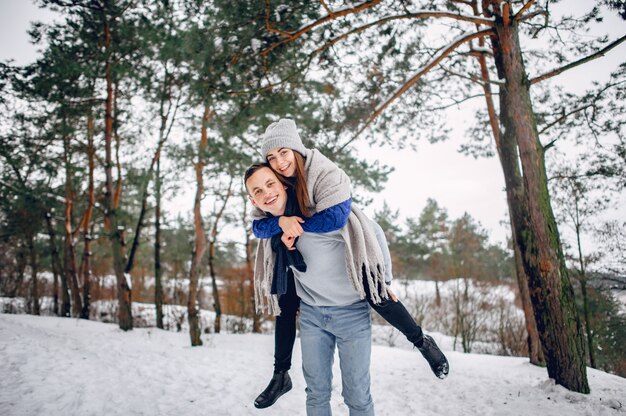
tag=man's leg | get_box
[300,302,335,416]
[334,301,374,416]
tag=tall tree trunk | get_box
[63,135,82,317]
[486,2,589,393]
[125,130,168,275]
[45,212,70,317]
[208,240,221,334]
[154,157,164,330]
[103,12,132,331]
[27,232,39,315]
[469,2,543,365]
[207,179,232,334]
[12,244,27,298]
[188,104,212,346]
[126,71,180,277]
[513,232,544,365]
[575,218,596,368]
[81,112,96,320]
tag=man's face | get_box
[246,167,288,216]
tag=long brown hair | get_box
[291,152,311,217]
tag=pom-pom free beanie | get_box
[261,119,307,157]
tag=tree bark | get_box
[155,157,164,330]
[45,211,70,317]
[27,232,39,315]
[63,134,82,317]
[11,244,27,298]
[575,217,596,368]
[103,10,132,331]
[486,2,589,393]
[81,112,96,320]
[188,103,212,346]
[513,231,545,365]
[208,239,221,334]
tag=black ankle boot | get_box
[254,371,293,409]
[418,335,449,379]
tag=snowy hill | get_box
[1,314,624,416]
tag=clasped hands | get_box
[279,216,304,251]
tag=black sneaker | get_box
[254,371,293,409]
[418,335,449,379]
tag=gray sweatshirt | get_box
[292,218,393,306]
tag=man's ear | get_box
[248,195,259,208]
[283,185,287,190]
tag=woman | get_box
[251,119,449,410]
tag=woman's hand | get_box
[279,216,304,238]
[281,234,296,250]
[387,288,398,302]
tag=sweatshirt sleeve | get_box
[301,199,352,233]
[252,216,281,239]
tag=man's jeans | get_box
[299,300,374,416]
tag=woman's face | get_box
[266,147,296,177]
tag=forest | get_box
[1,0,625,400]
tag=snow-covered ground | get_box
[1,314,624,416]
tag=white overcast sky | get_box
[1,0,624,249]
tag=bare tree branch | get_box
[530,35,626,85]
[539,104,593,135]
[261,0,383,56]
[514,0,536,20]
[345,28,494,145]
[313,11,494,57]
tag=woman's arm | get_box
[251,198,352,239]
[252,216,281,239]
[300,198,352,233]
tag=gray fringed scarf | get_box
[252,148,388,316]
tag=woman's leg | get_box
[274,269,300,372]
[363,278,423,346]
[254,270,300,409]
[364,276,449,379]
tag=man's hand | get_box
[281,234,296,250]
[279,216,304,238]
[387,288,398,302]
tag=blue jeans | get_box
[299,300,374,416]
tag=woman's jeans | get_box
[299,300,374,416]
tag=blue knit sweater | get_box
[252,198,353,238]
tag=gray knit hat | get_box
[261,118,307,157]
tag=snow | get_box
[124,273,132,290]
[1,313,624,416]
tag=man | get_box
[245,163,376,415]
